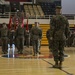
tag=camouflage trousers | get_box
[48,39,53,52]
[32,40,40,55]
[25,37,30,47]
[16,37,24,53]
[1,37,8,53]
[52,40,65,62]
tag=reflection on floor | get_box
[0,46,75,75]
[1,46,53,58]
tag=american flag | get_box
[21,18,24,28]
[16,18,19,25]
[12,15,21,25]
[8,16,12,29]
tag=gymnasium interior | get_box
[0,0,75,75]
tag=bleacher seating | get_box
[23,4,44,18]
[28,5,35,18]
[33,5,40,18]
[20,5,24,12]
[0,4,10,18]
[24,5,30,18]
[4,5,10,12]
[40,2,56,15]
[10,2,21,12]
[37,5,44,18]
[40,24,49,45]
[54,0,61,6]
[0,1,61,19]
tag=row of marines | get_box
[0,22,42,56]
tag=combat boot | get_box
[58,61,62,69]
[53,61,58,68]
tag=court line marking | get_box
[42,59,73,75]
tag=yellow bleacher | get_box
[23,4,44,18]
[32,24,50,45]
[32,24,75,45]
[40,24,49,45]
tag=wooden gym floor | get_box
[0,46,75,75]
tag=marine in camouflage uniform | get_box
[0,23,9,54]
[30,22,42,56]
[50,6,70,69]
[16,22,26,54]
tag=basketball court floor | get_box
[0,46,75,75]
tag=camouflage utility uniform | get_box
[0,23,9,54]
[16,24,26,54]
[50,14,70,68]
[31,23,42,56]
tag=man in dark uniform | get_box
[16,22,26,54]
[50,6,70,69]
[0,23,9,54]
[30,22,42,56]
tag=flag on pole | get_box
[26,18,30,47]
[26,19,29,30]
[21,18,24,28]
[8,16,12,29]
[15,18,19,26]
